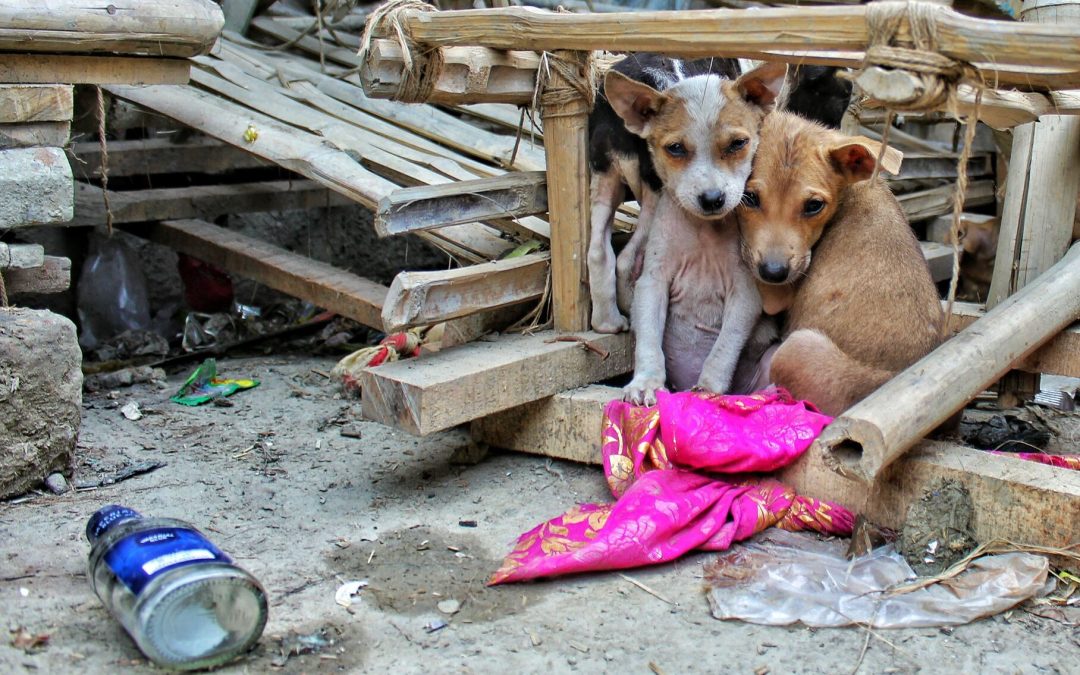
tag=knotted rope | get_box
[857,1,986,337]
[357,0,443,103]
[534,49,598,119]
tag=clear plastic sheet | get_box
[705,530,1052,628]
[76,234,152,350]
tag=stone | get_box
[0,147,73,228]
[44,472,69,495]
[0,308,82,499]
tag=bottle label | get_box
[104,527,232,595]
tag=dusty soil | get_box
[2,354,1077,674]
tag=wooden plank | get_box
[134,219,387,330]
[0,0,223,57]
[70,180,354,228]
[0,54,191,85]
[472,384,1080,550]
[0,122,70,149]
[947,302,1080,378]
[0,243,45,270]
[897,180,995,222]
[68,137,269,178]
[926,213,998,244]
[0,85,72,123]
[360,330,632,435]
[894,153,992,182]
[382,252,549,333]
[375,171,547,237]
[221,0,259,34]
[4,256,71,296]
[0,147,73,228]
[542,50,591,332]
[395,6,1080,80]
[920,241,953,283]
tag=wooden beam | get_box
[382,252,549,333]
[897,180,995,222]
[70,180,353,228]
[471,384,1080,550]
[0,0,223,58]
[926,212,997,244]
[542,51,591,332]
[815,242,1080,484]
[947,302,1080,378]
[133,219,387,330]
[68,137,269,179]
[0,54,191,85]
[221,0,259,35]
[920,241,953,283]
[0,85,72,123]
[0,122,70,149]
[4,256,71,296]
[360,330,632,435]
[375,171,548,238]
[894,153,992,182]
[393,6,1080,85]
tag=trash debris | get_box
[704,530,1052,628]
[1033,388,1076,412]
[339,424,363,439]
[74,461,166,490]
[120,401,142,421]
[89,330,170,363]
[332,328,425,395]
[458,520,477,528]
[85,504,268,669]
[10,626,49,653]
[84,366,166,393]
[270,626,337,668]
[334,580,368,608]
[77,233,152,351]
[177,253,234,314]
[424,619,448,633]
[436,598,461,615]
[960,410,1051,451]
[170,358,259,406]
[43,472,69,495]
[899,479,977,575]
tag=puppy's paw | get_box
[695,372,731,395]
[590,306,630,334]
[623,373,666,407]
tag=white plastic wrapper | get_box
[705,530,1052,628]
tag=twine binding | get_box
[358,0,444,103]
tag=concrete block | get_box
[0,308,82,499]
[0,147,73,227]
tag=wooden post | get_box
[541,50,591,332]
[986,0,1080,406]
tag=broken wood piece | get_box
[0,85,73,123]
[920,241,953,283]
[0,243,45,270]
[70,180,353,228]
[926,212,997,244]
[375,172,548,238]
[4,257,72,296]
[894,153,992,182]
[471,384,1080,551]
[0,147,73,228]
[0,0,224,57]
[359,38,541,104]
[382,253,549,333]
[68,137,269,179]
[0,55,191,85]
[0,122,71,149]
[133,219,387,330]
[897,180,995,222]
[360,330,632,435]
[816,241,1080,485]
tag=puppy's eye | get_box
[742,191,760,208]
[726,138,749,154]
[665,142,687,158]
[803,198,825,216]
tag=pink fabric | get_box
[490,389,854,584]
[989,451,1080,471]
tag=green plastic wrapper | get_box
[170,358,259,406]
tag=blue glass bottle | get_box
[86,505,268,670]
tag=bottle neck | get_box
[86,505,143,544]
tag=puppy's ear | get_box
[734,61,788,110]
[828,137,904,183]
[605,71,665,137]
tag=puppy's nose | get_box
[697,190,726,213]
[758,261,790,283]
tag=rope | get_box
[942,87,984,339]
[534,50,598,118]
[0,269,8,308]
[357,0,444,103]
[95,86,114,236]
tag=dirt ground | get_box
[2,354,1077,674]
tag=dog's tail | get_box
[769,329,895,417]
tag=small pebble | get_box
[44,473,69,495]
[437,599,461,615]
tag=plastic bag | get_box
[705,530,1052,628]
[76,234,152,350]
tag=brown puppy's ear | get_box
[828,137,904,183]
[734,61,788,110]
[604,71,665,138]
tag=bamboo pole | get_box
[393,5,1080,81]
[0,0,224,58]
[816,241,1080,485]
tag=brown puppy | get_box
[737,111,943,416]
